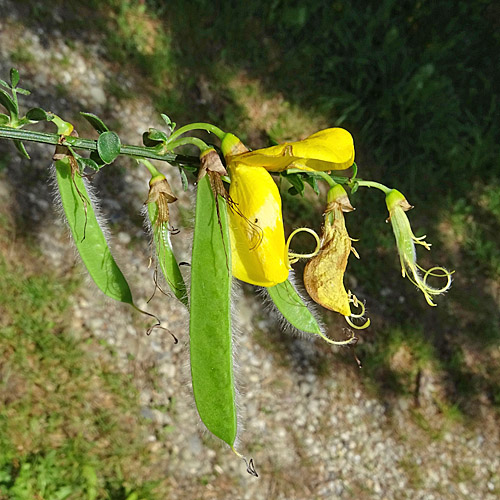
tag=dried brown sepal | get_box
[198,148,228,182]
[147,177,177,225]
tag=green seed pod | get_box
[54,154,134,304]
[266,277,324,336]
[146,174,188,307]
[189,174,237,446]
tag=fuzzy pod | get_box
[189,174,237,446]
[54,156,135,304]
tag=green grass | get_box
[0,248,168,499]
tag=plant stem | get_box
[168,122,225,143]
[165,136,211,153]
[0,126,200,166]
[354,180,391,193]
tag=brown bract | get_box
[146,177,177,224]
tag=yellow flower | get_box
[219,134,288,287]
[227,162,289,287]
[222,128,354,172]
[219,128,354,288]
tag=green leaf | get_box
[89,150,106,169]
[0,79,9,89]
[282,172,305,196]
[190,175,236,446]
[161,113,171,124]
[0,88,16,115]
[147,127,168,143]
[10,68,19,87]
[80,112,109,134]
[15,87,30,95]
[26,107,50,121]
[0,113,9,125]
[304,175,320,195]
[178,167,189,191]
[147,202,188,307]
[161,113,176,131]
[13,139,30,159]
[76,156,100,172]
[142,131,163,148]
[97,131,121,164]
[350,181,359,195]
[54,157,134,304]
[267,279,323,335]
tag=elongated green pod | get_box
[147,202,188,307]
[267,278,323,335]
[189,174,236,446]
[54,156,134,304]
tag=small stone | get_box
[118,231,131,245]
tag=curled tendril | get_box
[285,227,321,268]
[344,294,371,330]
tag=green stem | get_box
[354,180,392,194]
[168,122,225,143]
[282,168,392,193]
[166,136,211,153]
[286,168,338,188]
[137,158,163,178]
[0,125,200,166]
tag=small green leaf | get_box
[190,175,236,446]
[282,172,305,196]
[267,279,323,335]
[0,79,9,89]
[26,107,50,121]
[350,182,359,195]
[142,131,163,148]
[80,112,109,134]
[161,113,176,131]
[160,113,172,125]
[97,131,121,164]
[10,68,20,87]
[178,167,189,191]
[15,87,30,95]
[0,88,16,115]
[76,156,101,172]
[304,175,320,195]
[147,127,168,143]
[90,150,106,168]
[0,113,9,125]
[13,140,30,159]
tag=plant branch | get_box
[0,126,200,167]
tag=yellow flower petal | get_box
[231,128,355,172]
[228,163,289,287]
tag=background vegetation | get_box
[1,0,498,498]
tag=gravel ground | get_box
[1,4,499,499]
